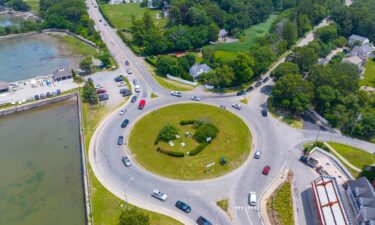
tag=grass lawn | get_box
[82,96,181,225]
[270,181,294,225]
[57,35,98,57]
[100,3,166,29]
[267,99,303,129]
[129,103,252,180]
[360,59,375,88]
[328,142,375,170]
[207,14,277,53]
[216,199,229,212]
[25,0,39,14]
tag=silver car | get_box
[122,156,132,167]
[254,150,262,159]
[232,103,242,109]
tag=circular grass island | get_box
[128,103,252,180]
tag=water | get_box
[0,99,86,225]
[0,14,22,27]
[0,33,79,82]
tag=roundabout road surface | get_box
[86,1,375,225]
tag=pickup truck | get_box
[299,156,319,168]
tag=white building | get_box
[189,63,212,80]
[349,35,370,47]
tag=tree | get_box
[352,113,375,138]
[168,6,182,26]
[291,46,318,72]
[315,24,338,43]
[201,65,235,88]
[315,85,337,112]
[297,14,312,36]
[119,207,150,225]
[282,20,298,48]
[82,79,98,105]
[187,6,210,26]
[272,74,314,113]
[142,11,155,30]
[156,55,179,76]
[193,123,219,143]
[79,57,92,73]
[178,53,196,72]
[5,0,30,11]
[143,29,167,55]
[271,62,300,79]
[98,50,111,67]
[252,45,276,75]
[207,22,220,42]
[158,124,179,142]
[231,53,255,85]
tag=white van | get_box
[249,192,257,206]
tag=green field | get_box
[360,59,375,88]
[57,35,98,57]
[25,0,39,14]
[100,3,166,29]
[328,142,375,170]
[129,103,252,180]
[207,14,277,53]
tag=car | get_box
[125,60,130,66]
[120,88,129,94]
[170,91,182,97]
[52,91,57,96]
[134,85,141,93]
[94,83,103,89]
[126,68,133,74]
[117,136,124,145]
[261,109,268,117]
[119,109,125,115]
[262,165,271,175]
[255,81,262,87]
[122,156,132,167]
[191,96,200,101]
[114,76,123,82]
[98,93,109,101]
[46,92,51,98]
[236,90,246,96]
[34,95,40,100]
[254,150,262,159]
[56,89,61,95]
[196,216,212,225]
[122,91,132,97]
[152,189,167,201]
[138,100,146,110]
[117,81,126,87]
[232,103,242,110]
[263,76,269,83]
[121,119,129,128]
[99,19,102,22]
[40,93,46,99]
[131,95,137,103]
[133,79,139,85]
[175,201,191,213]
[96,89,106,94]
[248,192,257,206]
[246,86,254,92]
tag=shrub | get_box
[156,147,185,157]
[188,143,209,156]
[180,120,196,125]
[158,124,178,142]
[193,123,219,143]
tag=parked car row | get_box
[236,76,270,96]
[34,89,62,100]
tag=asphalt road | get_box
[85,1,373,225]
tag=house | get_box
[52,67,72,82]
[349,35,370,47]
[346,177,375,225]
[218,29,228,42]
[189,63,212,80]
[351,45,375,61]
[343,56,363,66]
[0,81,9,93]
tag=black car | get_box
[122,91,132,97]
[99,93,109,101]
[255,81,262,87]
[263,76,269,83]
[125,60,130,66]
[196,216,212,225]
[236,90,246,96]
[40,93,46,99]
[46,92,51,98]
[56,89,61,95]
[261,109,268,117]
[131,95,137,103]
[114,76,124,82]
[34,95,40,100]
[246,86,254,92]
[120,88,129,94]
[117,136,124,145]
[121,119,129,128]
[175,201,191,213]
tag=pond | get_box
[0,13,23,27]
[0,99,86,225]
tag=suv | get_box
[121,119,129,128]
[249,192,257,206]
[131,95,137,103]
[122,156,132,167]
[254,150,262,159]
[117,136,124,145]
[196,216,212,225]
[170,91,182,97]
[152,189,167,201]
[175,201,191,213]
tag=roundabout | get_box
[128,103,252,180]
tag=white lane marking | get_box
[245,206,254,225]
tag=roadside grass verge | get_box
[81,94,181,225]
[267,98,303,129]
[129,103,252,180]
[99,3,166,30]
[360,59,375,88]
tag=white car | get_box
[152,189,167,201]
[134,85,141,93]
[94,83,103,89]
[117,81,126,87]
[170,91,182,97]
[126,68,133,74]
[191,96,200,101]
[232,103,242,109]
[249,192,257,206]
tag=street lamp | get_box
[124,177,134,203]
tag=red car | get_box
[96,89,106,94]
[262,166,271,175]
[138,99,146,110]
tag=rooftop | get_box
[52,67,72,80]
[349,34,369,42]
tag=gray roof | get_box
[189,63,212,78]
[0,81,8,90]
[218,29,228,37]
[352,45,375,56]
[52,67,72,80]
[349,34,369,43]
[348,177,375,208]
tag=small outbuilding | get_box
[0,81,9,93]
[218,29,228,42]
[52,67,72,82]
[189,63,212,80]
[349,34,370,47]
[342,56,363,67]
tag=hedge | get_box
[188,143,209,156]
[156,147,185,157]
[145,56,158,67]
[180,120,196,125]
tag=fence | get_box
[166,74,197,86]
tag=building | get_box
[0,81,9,93]
[189,63,212,80]
[52,67,72,82]
[343,56,363,67]
[349,35,370,47]
[311,176,353,225]
[351,45,375,61]
[346,177,375,225]
[218,29,228,42]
